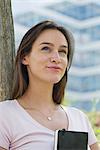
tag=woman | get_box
[0,20,99,150]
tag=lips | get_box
[47,66,62,71]
[48,66,61,69]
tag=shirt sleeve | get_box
[0,105,11,149]
[67,107,98,146]
[84,114,97,146]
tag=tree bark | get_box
[0,0,15,101]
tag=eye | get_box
[41,46,50,51]
[59,49,67,56]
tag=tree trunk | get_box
[0,0,15,101]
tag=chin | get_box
[43,74,63,84]
[48,77,62,84]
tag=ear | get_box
[21,56,29,65]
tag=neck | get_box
[20,79,56,110]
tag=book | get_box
[54,129,88,150]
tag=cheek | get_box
[63,58,68,68]
[35,53,47,60]
[38,56,49,65]
[62,59,68,74]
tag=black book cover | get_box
[54,129,88,150]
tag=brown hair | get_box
[11,20,74,104]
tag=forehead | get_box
[33,29,68,46]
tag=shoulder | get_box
[0,99,17,127]
[62,106,97,145]
[67,107,86,115]
[0,99,13,107]
[0,100,16,114]
[63,105,86,118]
[62,106,89,125]
[0,100,15,148]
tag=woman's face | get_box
[22,29,68,84]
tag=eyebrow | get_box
[39,42,68,48]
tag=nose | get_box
[50,51,61,64]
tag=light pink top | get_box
[0,100,97,150]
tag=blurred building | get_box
[12,0,100,110]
